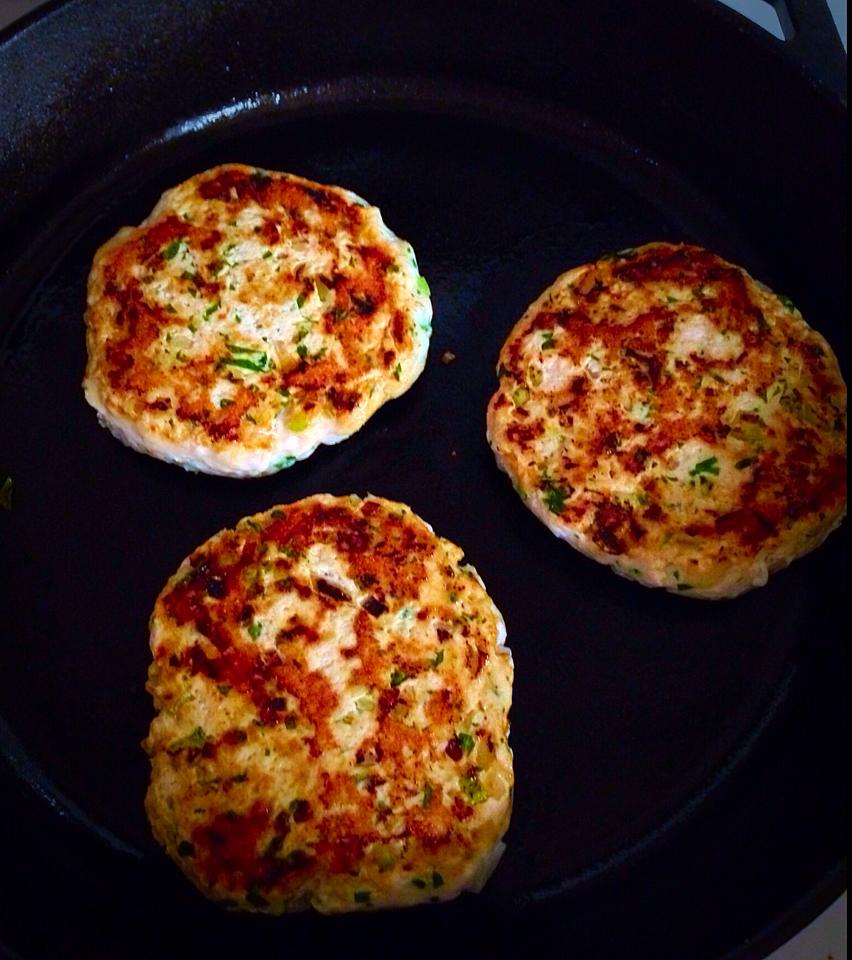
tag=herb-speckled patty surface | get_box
[144,495,513,913]
[84,164,432,476]
[487,243,846,599]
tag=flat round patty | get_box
[84,164,432,476]
[144,495,513,913]
[487,243,846,599]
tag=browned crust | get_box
[488,243,847,597]
[144,496,512,910]
[84,165,430,473]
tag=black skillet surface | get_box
[0,1,847,957]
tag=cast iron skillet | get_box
[0,1,846,957]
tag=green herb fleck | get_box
[393,363,402,380]
[248,621,262,640]
[219,398,234,408]
[430,650,444,668]
[456,732,475,755]
[778,294,797,313]
[459,773,487,805]
[689,456,720,477]
[203,299,221,319]
[421,783,434,808]
[262,249,273,259]
[416,275,431,297]
[168,726,207,753]
[296,343,309,360]
[541,330,556,350]
[390,668,409,688]
[543,479,570,514]
[0,474,13,511]
[512,387,529,406]
[296,292,306,309]
[163,239,183,260]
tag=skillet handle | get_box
[774,0,847,99]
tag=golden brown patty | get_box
[144,495,513,913]
[487,242,846,598]
[84,164,432,476]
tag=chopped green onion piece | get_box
[168,726,207,752]
[373,845,397,870]
[541,330,556,350]
[459,773,487,804]
[219,398,234,408]
[296,292,306,309]
[389,668,409,688]
[416,275,431,297]
[225,340,262,354]
[296,344,309,360]
[163,239,182,260]
[421,783,434,808]
[430,650,444,668]
[248,621,262,640]
[456,732,475,754]
[316,279,331,302]
[221,354,269,372]
[689,456,720,477]
[543,480,569,514]
[287,410,309,432]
